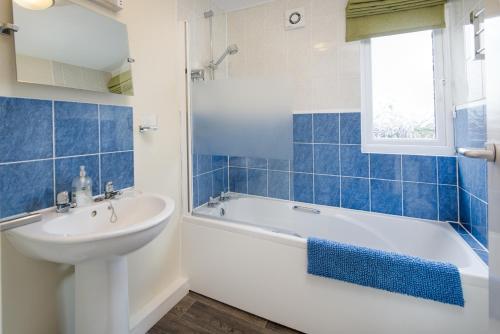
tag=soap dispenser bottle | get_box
[72,166,93,207]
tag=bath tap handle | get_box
[292,205,321,214]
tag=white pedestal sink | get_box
[6,190,175,334]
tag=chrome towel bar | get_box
[292,205,321,214]
[0,212,42,232]
[456,143,497,162]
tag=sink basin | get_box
[6,190,175,334]
[7,191,175,264]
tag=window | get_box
[361,30,454,155]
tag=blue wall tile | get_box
[55,101,99,157]
[403,182,438,220]
[340,113,361,144]
[198,155,213,174]
[0,160,54,218]
[229,156,247,167]
[268,159,290,171]
[0,97,53,163]
[194,112,463,229]
[458,157,487,201]
[229,167,248,193]
[100,105,133,153]
[248,157,267,169]
[341,177,369,211]
[370,179,402,215]
[455,107,486,149]
[471,197,488,248]
[454,105,488,248]
[213,168,227,196]
[402,155,437,184]
[293,144,313,173]
[449,223,484,250]
[370,154,401,180]
[313,113,339,143]
[454,109,469,149]
[0,98,135,218]
[100,152,134,191]
[212,155,228,169]
[248,169,267,196]
[475,249,488,265]
[268,171,289,200]
[192,176,199,208]
[293,114,312,143]
[459,188,471,229]
[192,154,199,176]
[314,175,340,207]
[314,144,339,175]
[437,157,457,185]
[293,173,314,203]
[439,185,458,222]
[198,173,212,205]
[55,155,100,196]
[340,145,369,177]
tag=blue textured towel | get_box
[307,237,464,307]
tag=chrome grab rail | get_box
[292,205,321,214]
[0,212,42,232]
[456,143,496,162]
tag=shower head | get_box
[204,10,214,18]
[211,44,239,68]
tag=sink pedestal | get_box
[75,256,129,334]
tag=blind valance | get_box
[346,0,446,42]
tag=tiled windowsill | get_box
[449,222,488,265]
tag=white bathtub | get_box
[182,194,489,334]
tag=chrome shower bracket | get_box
[0,23,19,36]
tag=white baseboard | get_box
[129,277,190,334]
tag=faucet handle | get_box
[105,181,114,193]
[56,191,69,205]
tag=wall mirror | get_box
[12,0,134,95]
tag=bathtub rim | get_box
[184,205,488,289]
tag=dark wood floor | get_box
[148,291,304,334]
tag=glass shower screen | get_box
[191,78,293,160]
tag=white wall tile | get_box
[227,0,360,112]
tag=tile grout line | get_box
[339,114,342,207]
[98,104,102,194]
[52,100,56,205]
[436,157,440,221]
[0,151,134,166]
[401,154,404,216]
[311,114,315,204]
[455,221,488,252]
[368,153,372,212]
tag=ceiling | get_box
[212,0,275,12]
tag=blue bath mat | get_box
[307,237,464,307]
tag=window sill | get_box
[362,143,456,156]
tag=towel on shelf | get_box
[307,237,464,307]
[108,70,134,96]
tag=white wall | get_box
[227,0,361,112]
[448,0,486,105]
[0,0,183,333]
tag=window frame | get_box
[360,29,455,156]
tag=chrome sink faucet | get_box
[104,181,121,200]
[207,196,220,208]
[219,191,230,202]
[56,191,74,213]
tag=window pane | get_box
[371,31,436,139]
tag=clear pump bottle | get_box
[72,166,93,206]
